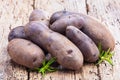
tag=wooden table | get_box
[0,0,120,80]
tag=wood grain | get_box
[0,0,120,80]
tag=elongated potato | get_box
[50,11,115,51]
[24,21,83,70]
[50,14,84,34]
[29,9,49,26]
[80,14,115,51]
[8,26,27,41]
[7,39,45,69]
[66,26,99,62]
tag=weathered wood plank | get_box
[75,64,99,80]
[29,0,99,80]
[0,0,33,80]
[87,0,120,80]
[34,0,87,16]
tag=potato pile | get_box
[7,10,115,70]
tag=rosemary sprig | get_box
[35,57,57,76]
[96,43,114,65]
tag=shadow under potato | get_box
[10,59,27,70]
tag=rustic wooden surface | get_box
[0,0,120,80]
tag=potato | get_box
[66,26,99,62]
[50,10,115,51]
[79,14,115,51]
[29,9,49,26]
[50,14,84,34]
[50,10,72,24]
[7,39,45,69]
[8,26,27,41]
[24,21,83,70]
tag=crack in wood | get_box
[32,0,35,10]
[50,76,52,80]
[74,71,76,80]
[27,69,30,80]
[97,65,101,80]
[85,0,89,14]
[9,25,12,30]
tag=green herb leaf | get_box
[35,57,57,76]
[96,43,114,66]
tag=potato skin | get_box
[8,26,27,41]
[45,53,60,67]
[50,10,71,24]
[24,21,83,70]
[7,39,45,69]
[50,10,115,51]
[29,9,49,26]
[50,14,84,34]
[66,26,99,62]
